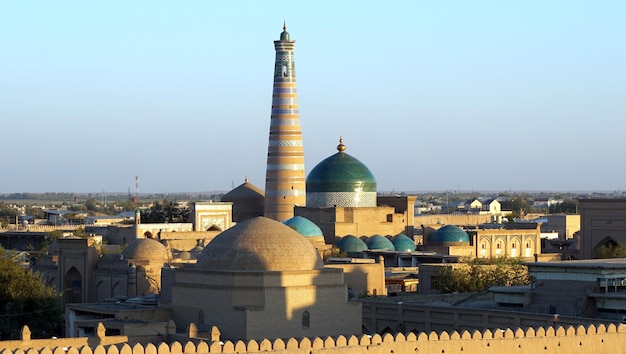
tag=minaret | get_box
[264,23,306,221]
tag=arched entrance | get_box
[64,267,82,303]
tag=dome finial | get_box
[283,21,287,32]
[337,137,346,152]
[245,176,249,183]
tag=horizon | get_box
[1,189,623,197]
[2,1,625,193]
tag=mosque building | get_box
[163,216,361,341]
[30,24,554,348]
[295,138,416,245]
[221,177,264,223]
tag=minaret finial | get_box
[245,176,249,183]
[283,21,286,32]
[337,137,346,152]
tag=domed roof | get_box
[335,235,368,254]
[283,216,324,237]
[428,225,470,244]
[306,139,376,194]
[392,234,416,252]
[122,238,170,261]
[279,22,291,41]
[196,217,323,272]
[178,251,192,260]
[367,235,395,251]
[221,177,265,202]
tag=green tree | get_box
[121,200,137,212]
[434,257,530,293]
[0,248,63,339]
[84,198,98,212]
[548,199,579,214]
[141,200,190,223]
[502,196,531,220]
[594,242,626,259]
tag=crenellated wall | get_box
[3,322,626,354]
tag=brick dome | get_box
[122,238,170,262]
[196,216,323,271]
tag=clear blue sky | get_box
[1,1,625,194]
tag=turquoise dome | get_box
[428,225,470,245]
[307,140,376,194]
[367,235,395,251]
[392,234,416,252]
[335,235,368,254]
[284,216,323,237]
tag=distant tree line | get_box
[141,200,190,223]
[500,197,579,220]
[548,199,578,214]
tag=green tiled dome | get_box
[428,225,470,245]
[284,216,323,237]
[367,235,395,251]
[335,235,368,254]
[392,234,416,252]
[306,140,376,193]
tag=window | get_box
[302,311,310,329]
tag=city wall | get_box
[1,225,83,232]
[3,323,626,354]
[360,300,614,333]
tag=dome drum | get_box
[306,191,377,208]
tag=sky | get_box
[1,1,625,194]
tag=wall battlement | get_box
[3,322,626,354]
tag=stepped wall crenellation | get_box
[3,322,626,354]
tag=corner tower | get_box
[264,23,306,221]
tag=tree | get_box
[501,196,531,220]
[0,248,63,339]
[434,257,530,293]
[594,242,626,259]
[84,198,98,212]
[121,199,137,212]
[549,199,579,214]
[141,200,190,223]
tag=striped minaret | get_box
[264,23,306,221]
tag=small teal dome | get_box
[367,235,395,251]
[335,235,368,254]
[428,225,470,245]
[392,234,416,252]
[284,216,323,237]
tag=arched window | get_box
[302,311,310,329]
